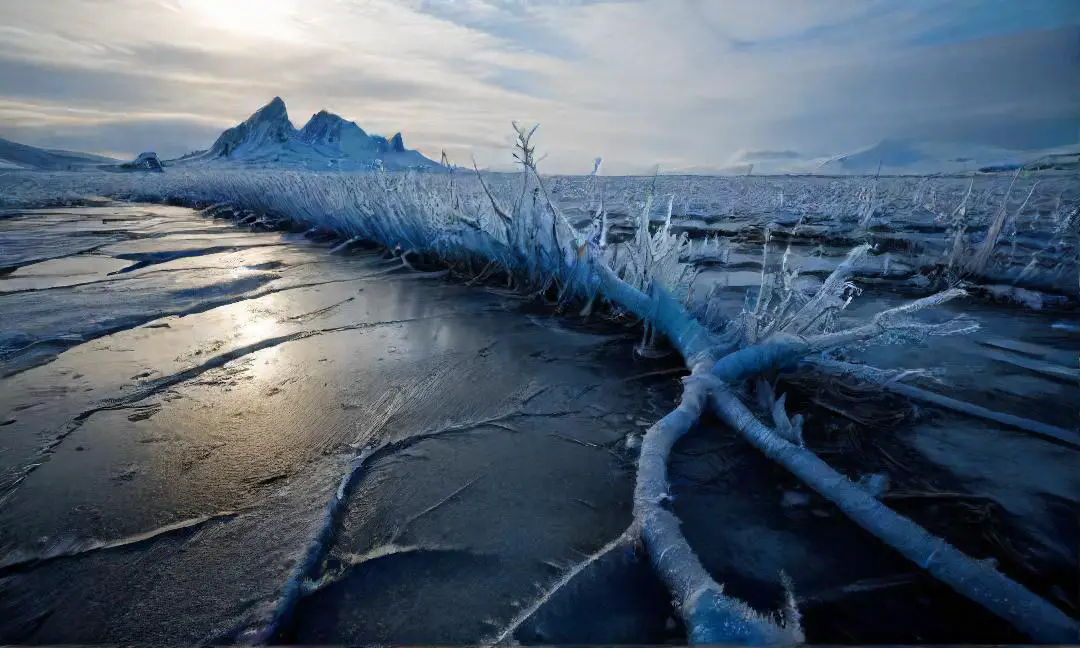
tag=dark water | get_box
[0,204,1075,644]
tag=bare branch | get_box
[471,156,512,224]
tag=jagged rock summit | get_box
[299,109,367,146]
[388,132,405,153]
[176,97,440,171]
[207,96,296,158]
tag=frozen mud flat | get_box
[0,204,1076,644]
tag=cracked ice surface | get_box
[0,204,682,644]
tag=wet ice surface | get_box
[0,204,682,644]
[0,204,1076,644]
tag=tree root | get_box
[597,260,1076,642]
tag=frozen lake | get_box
[0,202,1075,643]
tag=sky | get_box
[0,0,1076,173]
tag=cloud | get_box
[0,0,1075,170]
[0,99,229,159]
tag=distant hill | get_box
[0,137,118,170]
[660,140,1060,177]
[172,97,442,171]
[672,139,1080,176]
[812,138,1033,175]
[978,150,1080,173]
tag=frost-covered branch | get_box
[634,367,803,645]
[965,168,1021,275]
[805,288,977,350]
[781,244,870,336]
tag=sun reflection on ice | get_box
[227,292,291,382]
[238,309,281,343]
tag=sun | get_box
[180,0,303,42]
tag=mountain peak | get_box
[186,97,440,170]
[302,109,349,129]
[300,109,368,144]
[207,97,296,158]
[251,96,290,124]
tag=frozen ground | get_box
[0,172,1076,643]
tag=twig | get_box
[881,491,995,502]
[572,498,597,511]
[472,157,512,224]
[283,297,354,322]
[798,574,918,606]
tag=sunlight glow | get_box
[179,0,303,42]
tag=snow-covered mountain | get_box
[665,139,1078,176]
[979,149,1080,172]
[172,97,441,171]
[206,96,297,159]
[811,138,1038,175]
[0,137,118,170]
